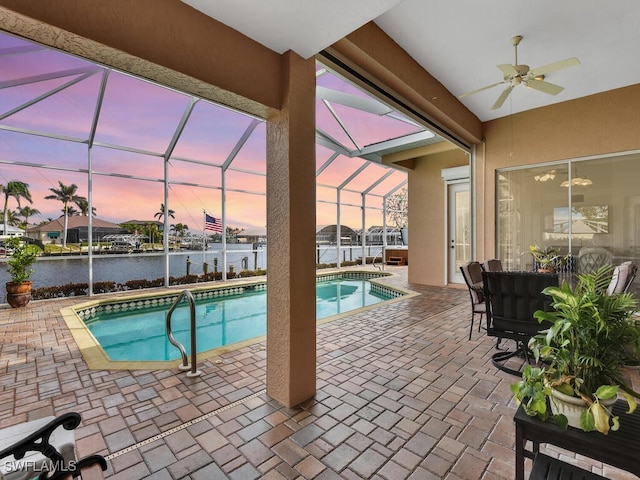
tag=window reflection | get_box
[497,155,640,297]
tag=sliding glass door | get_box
[497,152,640,295]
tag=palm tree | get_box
[170,223,189,246]
[0,209,20,227]
[1,181,32,236]
[45,181,85,248]
[142,222,161,249]
[154,203,175,222]
[75,198,96,216]
[18,205,40,230]
[65,206,80,217]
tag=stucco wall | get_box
[408,149,469,286]
[479,84,640,260]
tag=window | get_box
[497,153,640,283]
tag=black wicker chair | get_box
[482,271,558,376]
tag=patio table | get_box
[514,400,640,480]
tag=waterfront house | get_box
[27,216,127,245]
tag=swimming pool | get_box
[71,271,408,365]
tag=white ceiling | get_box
[181,0,404,60]
[183,0,640,122]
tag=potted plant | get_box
[525,244,562,272]
[5,236,37,308]
[511,265,640,435]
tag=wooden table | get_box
[514,401,640,480]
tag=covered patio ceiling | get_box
[185,0,640,122]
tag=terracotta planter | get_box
[5,281,32,308]
[537,267,554,273]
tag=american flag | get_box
[205,213,223,233]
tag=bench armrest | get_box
[0,412,81,464]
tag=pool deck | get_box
[1,266,638,479]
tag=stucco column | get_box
[266,51,316,407]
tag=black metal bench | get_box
[0,412,107,480]
[529,453,608,480]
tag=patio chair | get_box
[0,412,107,480]
[460,261,486,340]
[577,247,612,274]
[481,259,503,272]
[482,270,558,376]
[606,261,637,295]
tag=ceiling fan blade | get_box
[526,79,564,95]
[497,64,519,77]
[529,57,580,77]
[458,81,505,99]
[492,85,514,110]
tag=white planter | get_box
[401,227,408,245]
[549,388,616,429]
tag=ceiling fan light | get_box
[560,176,593,187]
[534,170,556,182]
[574,177,592,186]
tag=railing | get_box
[165,289,201,377]
[372,250,384,271]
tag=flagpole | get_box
[202,209,206,268]
[221,171,227,281]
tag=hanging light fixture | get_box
[561,175,593,187]
[561,165,592,187]
[573,176,592,186]
[534,170,556,182]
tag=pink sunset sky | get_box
[0,32,413,232]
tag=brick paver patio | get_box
[1,267,637,479]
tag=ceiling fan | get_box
[459,35,580,110]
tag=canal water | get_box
[0,243,384,289]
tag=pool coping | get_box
[61,269,419,370]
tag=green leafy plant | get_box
[6,236,37,284]
[525,244,563,271]
[511,266,640,434]
[511,365,569,430]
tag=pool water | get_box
[85,278,393,361]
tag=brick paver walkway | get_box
[0,267,636,479]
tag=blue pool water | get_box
[85,278,395,361]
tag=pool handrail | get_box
[165,289,202,377]
[372,250,384,271]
